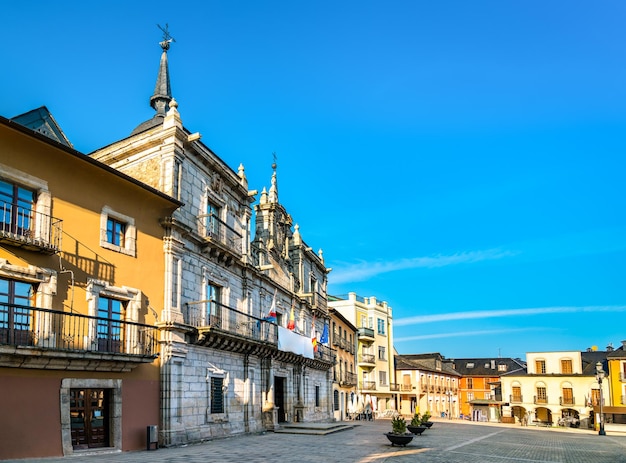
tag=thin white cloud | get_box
[330,248,516,284]
[394,305,626,327]
[395,327,546,343]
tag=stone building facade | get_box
[90,37,334,446]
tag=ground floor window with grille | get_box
[210,377,224,414]
[333,390,339,411]
[315,385,320,407]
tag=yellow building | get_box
[0,110,180,459]
[329,293,395,414]
[605,341,626,430]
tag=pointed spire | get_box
[150,25,175,116]
[268,152,278,203]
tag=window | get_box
[591,389,601,406]
[0,277,34,345]
[377,318,385,335]
[100,206,136,256]
[378,346,386,361]
[512,386,522,402]
[205,201,221,238]
[0,179,34,236]
[467,378,474,389]
[561,359,573,374]
[106,217,126,247]
[360,315,367,328]
[535,360,546,374]
[333,390,339,411]
[536,386,547,403]
[97,297,124,353]
[562,387,573,405]
[206,283,222,326]
[210,377,224,413]
[498,364,508,372]
[315,385,320,407]
[467,392,474,401]
[379,370,387,386]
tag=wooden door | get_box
[70,388,109,449]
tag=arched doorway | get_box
[559,408,580,427]
[535,407,552,425]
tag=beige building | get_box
[329,307,357,420]
[328,293,395,413]
[500,350,608,428]
[395,353,461,418]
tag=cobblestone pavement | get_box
[6,419,626,463]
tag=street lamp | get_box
[595,361,606,436]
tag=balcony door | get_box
[70,388,109,449]
[97,297,123,353]
[0,277,34,345]
[0,180,34,236]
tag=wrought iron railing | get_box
[357,327,374,339]
[359,353,375,364]
[400,384,412,392]
[197,212,242,257]
[360,381,377,391]
[534,395,548,404]
[340,371,357,386]
[510,394,523,403]
[389,383,400,391]
[0,201,62,252]
[559,396,575,406]
[315,344,336,363]
[0,302,157,356]
[185,300,277,344]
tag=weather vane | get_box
[272,152,277,170]
[157,23,176,50]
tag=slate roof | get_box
[449,357,526,377]
[395,353,461,377]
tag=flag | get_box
[287,303,296,330]
[311,317,318,352]
[265,289,277,323]
[320,323,329,345]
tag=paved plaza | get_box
[5,419,626,463]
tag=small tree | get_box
[421,411,431,424]
[410,413,422,427]
[391,415,407,434]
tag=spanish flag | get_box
[287,303,296,331]
[311,317,318,352]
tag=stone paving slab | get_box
[5,419,626,463]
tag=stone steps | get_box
[274,422,355,435]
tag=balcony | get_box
[534,395,548,404]
[400,384,413,392]
[357,327,375,343]
[389,383,400,392]
[0,303,158,371]
[197,213,242,265]
[559,396,575,406]
[0,203,62,254]
[510,394,523,403]
[360,381,377,391]
[332,330,341,346]
[339,371,357,387]
[358,353,375,368]
[185,301,334,370]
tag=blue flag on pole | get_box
[320,323,329,345]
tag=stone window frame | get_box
[206,364,229,423]
[59,378,122,456]
[99,206,136,256]
[0,162,53,244]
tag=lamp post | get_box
[595,361,606,436]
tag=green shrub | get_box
[391,415,407,434]
[410,413,422,427]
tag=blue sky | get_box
[3,1,625,359]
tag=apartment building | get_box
[329,307,357,420]
[0,109,181,459]
[500,350,608,428]
[329,293,395,413]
